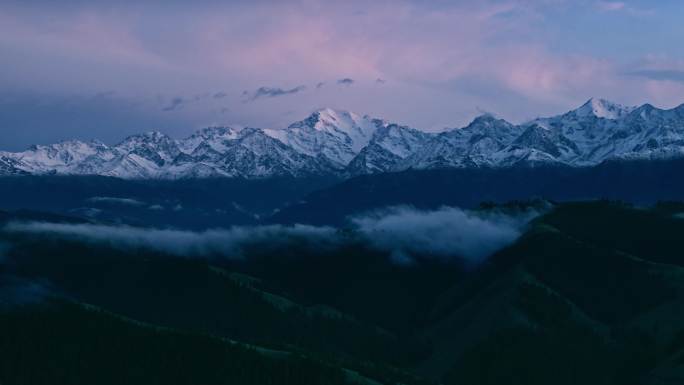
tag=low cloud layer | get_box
[3,206,541,264]
[87,196,146,206]
[353,206,539,264]
[4,222,338,259]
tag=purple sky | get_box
[1,0,684,150]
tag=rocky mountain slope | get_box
[2,99,684,179]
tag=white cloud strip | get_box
[3,206,543,263]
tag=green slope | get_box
[3,201,684,385]
[0,300,351,385]
[415,202,684,384]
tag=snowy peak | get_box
[290,108,383,151]
[3,100,684,179]
[11,140,111,173]
[0,155,29,175]
[461,114,520,139]
[299,108,374,131]
[25,139,108,158]
[265,107,387,167]
[510,124,579,159]
[371,124,432,157]
[115,131,181,166]
[187,126,242,141]
[116,131,177,155]
[572,98,636,120]
[117,131,173,147]
[468,113,501,125]
[345,123,434,175]
[399,115,522,171]
[180,126,242,153]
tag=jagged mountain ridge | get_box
[2,99,684,179]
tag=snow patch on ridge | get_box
[3,99,684,179]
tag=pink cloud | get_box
[0,0,681,133]
[597,1,626,12]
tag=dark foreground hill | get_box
[1,201,684,384]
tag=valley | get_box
[2,201,684,384]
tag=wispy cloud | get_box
[628,69,684,83]
[337,78,355,86]
[86,196,146,206]
[4,206,541,264]
[352,206,540,264]
[4,221,338,259]
[595,1,655,16]
[596,1,626,12]
[161,97,185,112]
[245,85,307,102]
[0,1,680,146]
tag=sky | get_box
[1,0,684,150]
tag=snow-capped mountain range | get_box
[2,99,684,179]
